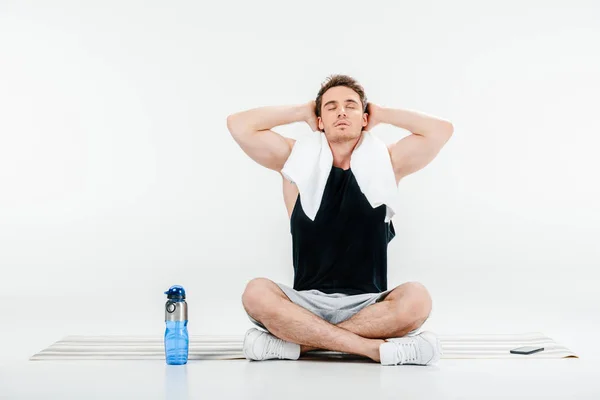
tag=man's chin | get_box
[325,131,361,144]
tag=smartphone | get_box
[510,346,544,355]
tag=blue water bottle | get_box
[164,285,189,365]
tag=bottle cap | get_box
[164,285,186,300]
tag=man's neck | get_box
[328,135,362,170]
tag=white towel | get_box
[281,131,400,223]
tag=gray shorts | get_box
[247,282,420,336]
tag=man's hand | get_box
[364,102,381,131]
[304,100,319,132]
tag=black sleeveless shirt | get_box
[290,166,396,295]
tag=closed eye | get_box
[327,104,357,111]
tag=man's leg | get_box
[301,282,432,353]
[339,281,432,338]
[242,278,384,362]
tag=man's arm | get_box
[226,102,317,172]
[367,104,454,181]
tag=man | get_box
[226,74,453,365]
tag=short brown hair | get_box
[315,74,368,118]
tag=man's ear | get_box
[318,117,324,131]
[362,113,368,127]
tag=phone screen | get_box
[510,346,544,354]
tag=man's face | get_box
[318,86,368,143]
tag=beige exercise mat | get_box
[30,332,577,361]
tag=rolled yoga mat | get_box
[30,332,577,360]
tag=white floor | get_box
[2,296,599,399]
[1,357,599,399]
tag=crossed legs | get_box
[241,278,432,362]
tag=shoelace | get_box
[262,336,285,359]
[397,340,419,364]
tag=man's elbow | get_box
[226,114,240,134]
[227,113,250,138]
[441,120,454,137]
[422,120,453,141]
[434,120,453,145]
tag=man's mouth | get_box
[335,121,349,127]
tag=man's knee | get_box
[390,281,432,331]
[241,278,283,319]
[406,281,432,316]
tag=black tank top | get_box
[290,165,396,295]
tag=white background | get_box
[1,0,599,361]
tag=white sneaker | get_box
[379,331,442,366]
[243,328,301,361]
